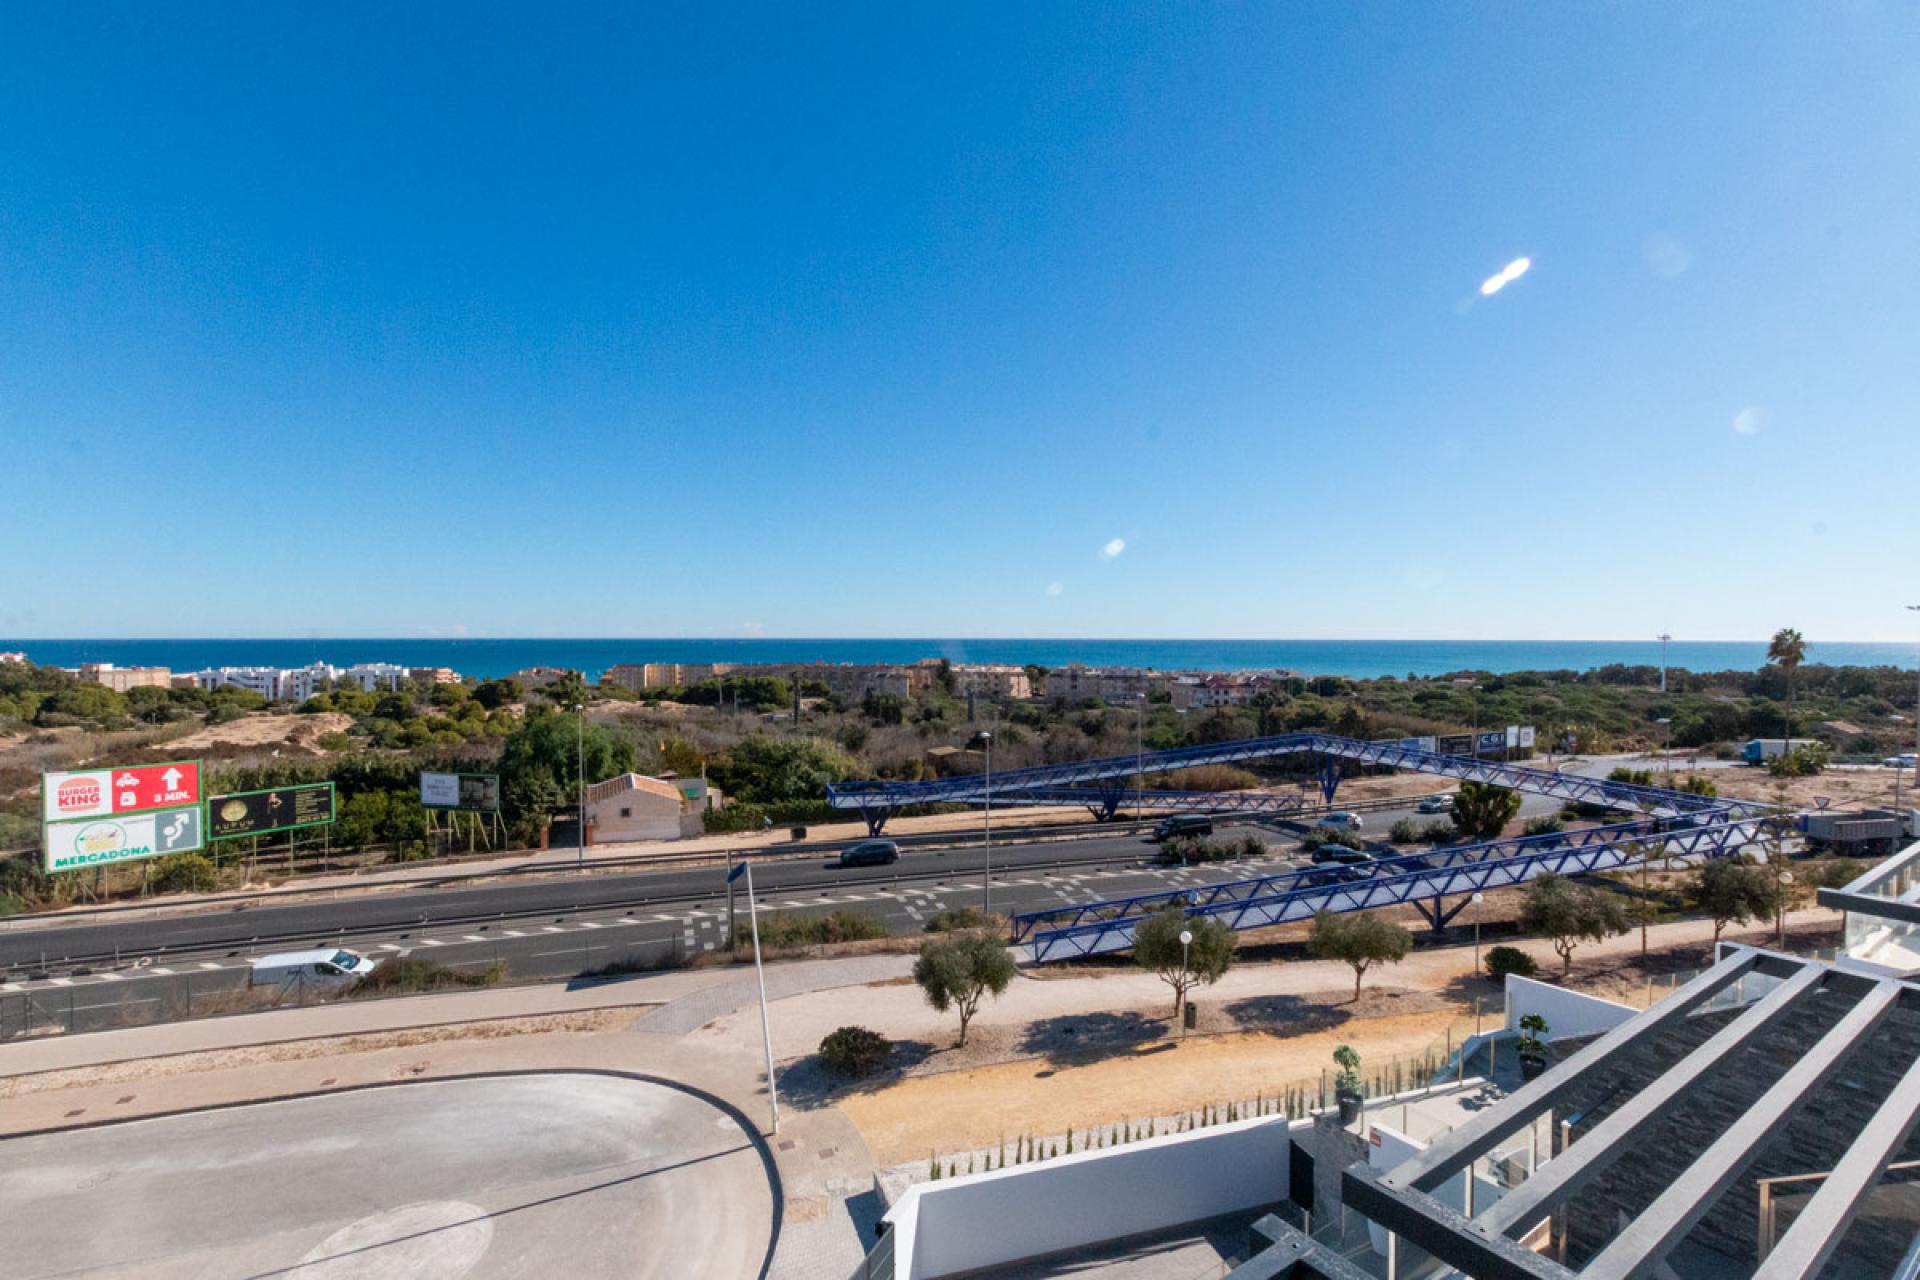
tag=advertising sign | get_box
[1477,730,1507,754]
[1519,726,1537,749]
[43,761,202,823]
[44,806,203,873]
[209,783,336,840]
[420,772,501,811]
[1437,733,1473,756]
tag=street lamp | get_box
[1178,928,1193,1033]
[1907,606,1920,809]
[979,731,993,917]
[1470,892,1485,978]
[1658,633,1672,695]
[573,703,586,872]
[1654,717,1672,783]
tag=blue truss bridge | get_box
[825,731,1774,962]
[826,731,1766,833]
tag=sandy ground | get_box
[162,711,356,756]
[708,907,1841,1165]
[1702,763,1916,811]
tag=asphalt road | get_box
[0,1073,776,1280]
[0,788,1563,1036]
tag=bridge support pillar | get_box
[1413,894,1473,938]
[1318,755,1343,805]
[861,807,891,836]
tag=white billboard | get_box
[43,806,204,873]
[420,772,461,808]
[1519,726,1537,748]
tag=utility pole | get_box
[575,703,586,872]
[980,731,993,917]
[1658,633,1672,694]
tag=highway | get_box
[0,787,1561,1037]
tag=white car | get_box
[1884,754,1918,769]
[1317,812,1364,831]
[1415,794,1454,814]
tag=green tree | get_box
[472,678,522,710]
[1518,872,1630,974]
[1311,910,1412,1000]
[913,931,1016,1047]
[1767,627,1806,740]
[38,684,128,725]
[1691,857,1782,944]
[708,735,856,806]
[542,670,591,709]
[498,708,637,837]
[1132,909,1237,1019]
[1452,781,1522,839]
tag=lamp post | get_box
[1655,717,1672,783]
[1178,928,1193,1033]
[1470,892,1485,979]
[1907,607,1920,814]
[1658,633,1672,694]
[728,858,779,1134]
[574,703,586,872]
[979,731,993,917]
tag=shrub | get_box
[819,1025,892,1077]
[736,909,889,950]
[1485,945,1538,980]
[151,852,218,894]
[1389,818,1422,844]
[1768,743,1830,778]
[351,957,505,995]
[1158,835,1235,864]
[1301,827,1363,852]
[1418,820,1459,845]
[926,906,988,933]
[1522,815,1564,837]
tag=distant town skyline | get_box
[4,7,1917,641]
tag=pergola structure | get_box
[1345,943,1920,1279]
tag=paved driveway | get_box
[0,1073,777,1280]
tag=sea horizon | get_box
[4,637,1913,683]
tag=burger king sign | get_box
[41,762,202,822]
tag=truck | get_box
[1742,738,1802,765]
[248,947,379,991]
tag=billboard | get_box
[1519,726,1537,749]
[420,772,501,811]
[209,783,336,840]
[44,806,203,873]
[1477,730,1507,754]
[1436,733,1473,756]
[42,761,201,823]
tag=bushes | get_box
[1768,743,1830,778]
[1485,945,1538,980]
[151,852,218,894]
[819,1025,891,1077]
[1389,818,1422,844]
[1522,815,1564,837]
[1300,827,1363,852]
[736,909,889,950]
[1416,820,1458,845]
[926,906,988,933]
[351,957,505,995]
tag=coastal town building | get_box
[582,772,722,842]
[0,651,26,664]
[190,663,335,702]
[950,664,1033,701]
[602,662,736,691]
[409,667,462,685]
[74,663,172,692]
[506,666,571,690]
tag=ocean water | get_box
[3,638,1913,682]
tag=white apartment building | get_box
[340,662,410,692]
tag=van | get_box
[249,948,379,990]
[1151,814,1214,842]
[838,839,900,868]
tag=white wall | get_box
[1365,1123,1503,1260]
[885,1116,1290,1279]
[1503,976,1637,1042]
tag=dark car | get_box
[1310,846,1372,865]
[838,839,900,868]
[1150,814,1214,842]
[1299,866,1370,888]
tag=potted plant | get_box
[1333,1044,1364,1125]
[1517,1012,1550,1080]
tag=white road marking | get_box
[419,938,446,947]
[197,962,224,970]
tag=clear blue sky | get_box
[3,4,1915,641]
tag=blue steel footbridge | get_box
[825,732,1771,962]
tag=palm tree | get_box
[1767,628,1807,743]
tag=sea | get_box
[3,639,1913,682]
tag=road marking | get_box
[0,983,18,993]
[650,914,678,922]
[419,938,446,947]
[377,943,405,951]
[577,921,603,929]
[197,962,223,970]
[47,977,72,987]
[541,926,564,933]
[461,934,486,942]
[148,967,175,975]
[502,929,527,937]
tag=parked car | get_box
[1884,754,1918,770]
[838,839,900,868]
[1415,794,1454,814]
[248,948,378,990]
[1150,814,1214,842]
[1310,846,1372,866]
[1317,811,1364,830]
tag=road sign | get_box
[420,772,501,811]
[43,805,203,873]
[42,761,202,823]
[209,783,336,840]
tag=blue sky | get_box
[3,4,1916,641]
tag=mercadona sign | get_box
[43,807,204,873]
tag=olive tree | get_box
[913,931,1016,1047]
[1133,909,1237,1020]
[1311,910,1413,1001]
[1519,872,1630,975]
